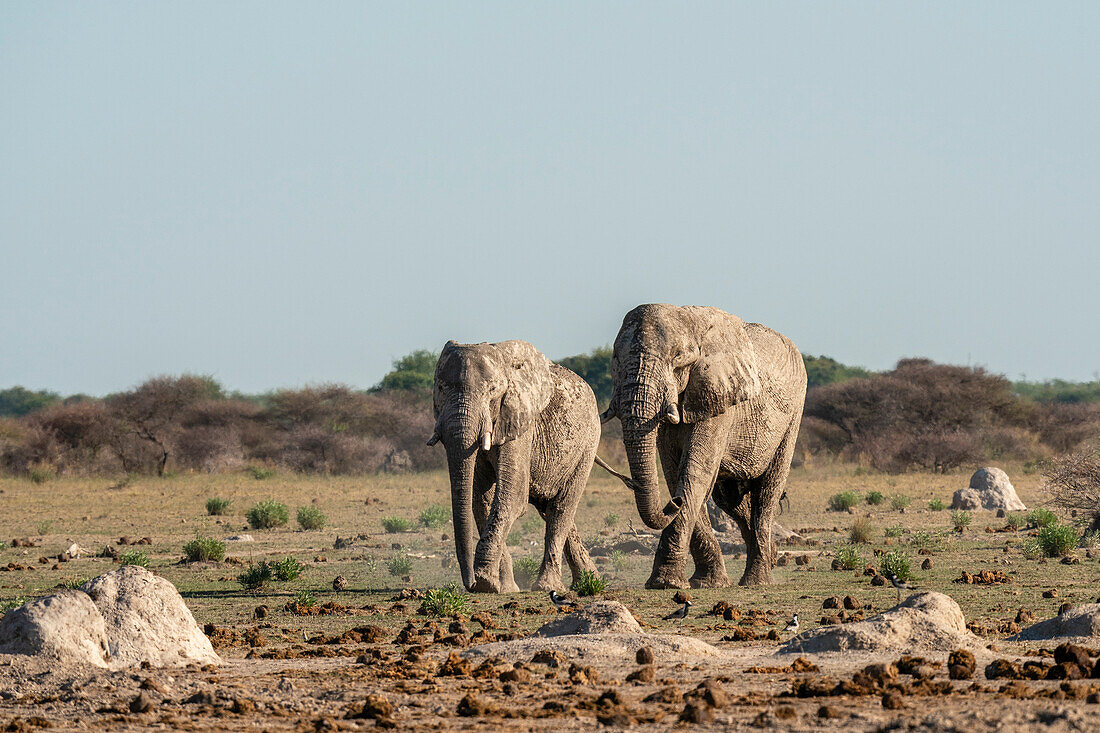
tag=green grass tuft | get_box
[880,548,913,581]
[247,500,289,529]
[381,516,413,533]
[835,544,863,570]
[182,535,226,563]
[1027,508,1058,529]
[420,583,470,616]
[237,562,273,590]
[513,556,540,589]
[419,504,451,529]
[387,554,413,577]
[828,491,861,512]
[570,569,607,597]
[1037,523,1078,557]
[865,491,884,506]
[270,556,305,581]
[296,505,327,530]
[118,549,149,567]
[205,497,232,516]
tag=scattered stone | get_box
[823,597,841,610]
[1013,604,1100,641]
[679,702,713,723]
[843,595,862,610]
[871,574,886,587]
[673,590,692,604]
[332,576,348,591]
[636,646,654,665]
[922,558,933,570]
[881,692,904,710]
[531,649,567,668]
[471,611,497,629]
[253,605,268,620]
[626,665,655,683]
[985,659,1022,680]
[346,693,394,720]
[225,534,253,542]
[817,705,842,719]
[1042,589,1058,599]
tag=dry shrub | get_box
[1045,447,1100,531]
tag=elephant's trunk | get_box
[620,355,683,529]
[443,401,484,590]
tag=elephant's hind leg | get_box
[563,524,596,584]
[534,460,593,592]
[740,420,800,586]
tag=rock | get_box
[225,535,253,542]
[1013,605,1100,641]
[129,692,154,713]
[1043,589,1059,599]
[871,574,886,587]
[530,649,567,667]
[985,659,1022,680]
[679,701,713,723]
[843,596,862,610]
[347,693,394,720]
[0,590,111,667]
[626,665,655,683]
[332,576,348,591]
[636,646,654,665]
[780,592,981,654]
[882,692,904,710]
[922,558,933,570]
[951,468,1026,511]
[80,566,220,668]
[822,597,841,610]
[1054,643,1091,669]
[673,590,692,604]
[536,601,641,637]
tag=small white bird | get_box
[663,600,692,621]
[549,590,579,610]
[783,613,800,634]
[886,572,915,602]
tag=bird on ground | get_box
[663,600,692,622]
[782,613,800,634]
[548,590,579,611]
[886,572,915,603]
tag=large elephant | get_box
[430,340,599,593]
[603,304,806,587]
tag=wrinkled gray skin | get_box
[604,305,806,587]
[431,340,599,593]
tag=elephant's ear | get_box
[680,308,761,422]
[494,341,554,443]
[433,341,459,420]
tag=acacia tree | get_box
[107,375,223,475]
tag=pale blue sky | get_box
[2,2,1098,395]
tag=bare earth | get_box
[1,462,1099,731]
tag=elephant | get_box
[602,304,806,587]
[429,339,600,593]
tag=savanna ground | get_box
[1,462,1099,731]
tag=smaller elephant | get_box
[430,340,599,593]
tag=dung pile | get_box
[1012,604,1100,641]
[0,566,219,670]
[780,592,982,654]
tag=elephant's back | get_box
[745,323,807,400]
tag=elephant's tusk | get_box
[426,432,440,446]
[480,432,492,451]
[664,403,680,424]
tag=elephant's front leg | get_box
[688,508,731,588]
[471,440,530,593]
[472,476,518,593]
[646,414,732,590]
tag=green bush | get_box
[1027,508,1058,528]
[1037,524,1078,558]
[237,562,273,590]
[927,499,946,511]
[828,491,861,512]
[118,550,149,568]
[513,556,540,589]
[835,544,863,570]
[296,506,327,530]
[28,464,56,484]
[890,494,912,511]
[182,536,226,563]
[419,504,451,529]
[1020,538,1042,560]
[420,583,470,616]
[570,569,607,597]
[604,512,619,528]
[849,518,874,544]
[884,525,904,538]
[951,510,972,531]
[206,497,232,516]
[908,530,942,551]
[270,556,305,581]
[611,550,628,572]
[880,548,913,581]
[865,491,884,506]
[387,554,413,577]
[246,465,275,480]
[1082,530,1100,551]
[1005,513,1026,530]
[247,500,289,529]
[294,590,317,608]
[381,516,413,533]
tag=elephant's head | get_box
[605,304,761,529]
[429,340,553,589]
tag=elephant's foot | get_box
[689,564,731,589]
[531,575,566,593]
[470,573,501,593]
[738,561,774,586]
[645,566,690,590]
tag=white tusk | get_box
[426,432,440,446]
[665,403,680,424]
[480,432,492,451]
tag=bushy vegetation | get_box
[884,525,904,538]
[237,562,273,590]
[828,491,861,512]
[865,491,884,506]
[382,516,413,533]
[928,499,946,511]
[611,550,628,572]
[419,583,469,616]
[118,549,149,567]
[1037,524,1078,557]
[205,497,232,515]
[835,544,863,570]
[294,590,317,608]
[270,556,305,581]
[849,518,874,544]
[296,505,327,530]
[1027,507,1058,529]
[513,556,540,589]
[182,536,226,563]
[418,504,450,529]
[247,500,289,529]
[246,465,275,480]
[880,548,913,581]
[951,510,972,531]
[1005,513,1026,530]
[387,554,413,577]
[570,569,608,596]
[604,512,619,528]
[890,494,912,511]
[1044,447,1100,530]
